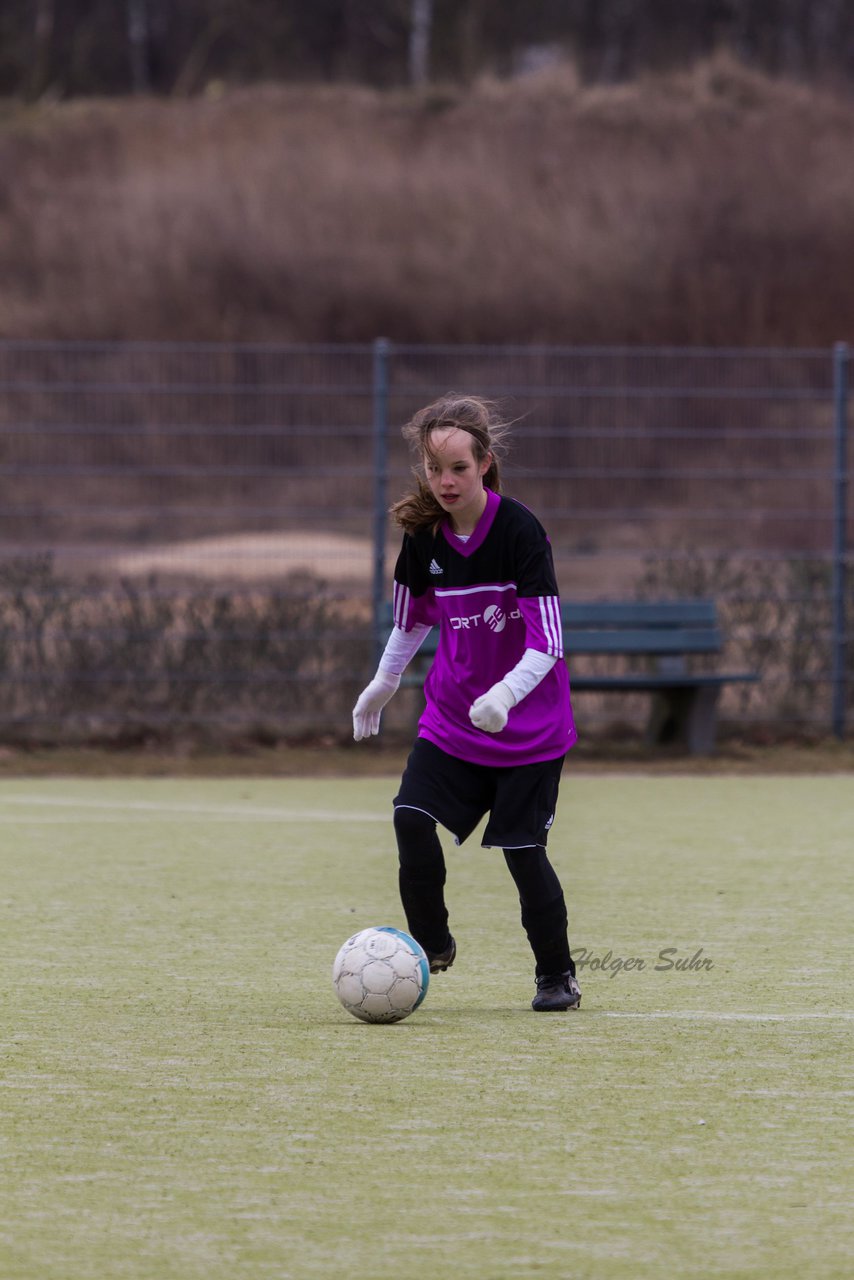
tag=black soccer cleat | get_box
[426,935,457,973]
[532,970,582,1012]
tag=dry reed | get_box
[2,55,854,345]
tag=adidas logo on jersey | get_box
[429,559,443,575]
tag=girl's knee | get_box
[393,806,436,838]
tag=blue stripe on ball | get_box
[376,925,430,1007]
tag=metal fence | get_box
[0,339,849,742]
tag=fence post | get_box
[831,341,849,739]
[371,338,391,669]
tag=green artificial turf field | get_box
[1,775,852,1279]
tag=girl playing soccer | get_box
[352,394,580,1012]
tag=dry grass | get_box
[3,55,854,345]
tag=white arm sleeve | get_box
[500,647,558,705]
[377,623,433,676]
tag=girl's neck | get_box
[449,487,487,536]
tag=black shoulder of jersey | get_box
[495,494,547,534]
[405,525,444,563]
[396,525,446,593]
[492,496,557,597]
[398,497,550,592]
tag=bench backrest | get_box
[561,599,721,657]
[381,598,722,659]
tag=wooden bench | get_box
[561,600,758,754]
[379,598,758,755]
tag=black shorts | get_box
[393,737,565,850]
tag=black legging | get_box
[393,806,450,955]
[394,805,573,976]
[503,844,572,977]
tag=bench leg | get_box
[684,686,721,755]
[646,686,721,755]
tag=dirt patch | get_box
[105,531,374,583]
[101,533,643,597]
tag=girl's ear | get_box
[480,450,493,477]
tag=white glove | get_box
[469,681,516,734]
[352,669,401,740]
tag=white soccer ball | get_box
[332,926,430,1023]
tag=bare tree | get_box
[29,0,55,99]
[409,0,432,86]
[779,0,806,75]
[598,0,639,83]
[458,0,487,84]
[127,0,151,93]
[809,0,848,75]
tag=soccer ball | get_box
[332,926,430,1023]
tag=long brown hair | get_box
[390,394,511,534]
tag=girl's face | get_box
[424,427,491,534]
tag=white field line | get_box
[0,794,387,823]
[593,1011,854,1022]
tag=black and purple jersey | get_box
[392,489,577,765]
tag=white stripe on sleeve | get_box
[393,582,411,630]
[538,595,563,658]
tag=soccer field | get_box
[1,775,852,1280]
